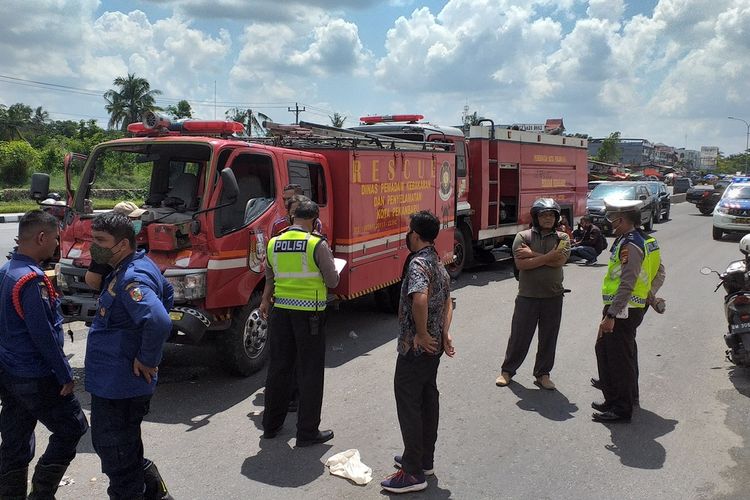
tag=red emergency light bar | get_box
[127,119,246,137]
[359,114,424,124]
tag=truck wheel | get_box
[374,281,400,314]
[446,227,471,280]
[644,213,653,231]
[713,226,724,240]
[221,292,268,377]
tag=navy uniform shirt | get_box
[0,252,73,385]
[85,250,174,399]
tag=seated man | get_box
[569,215,606,265]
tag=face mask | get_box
[132,220,143,234]
[90,241,120,265]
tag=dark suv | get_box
[586,181,657,232]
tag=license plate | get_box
[733,218,750,224]
[169,311,184,321]
[730,322,750,333]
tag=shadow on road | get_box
[601,407,678,469]
[507,382,579,421]
[451,260,515,291]
[240,439,331,488]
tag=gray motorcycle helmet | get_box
[530,198,561,228]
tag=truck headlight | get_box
[166,272,207,302]
[715,205,729,215]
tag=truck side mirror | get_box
[30,173,50,201]
[220,168,239,204]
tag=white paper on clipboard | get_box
[334,258,347,274]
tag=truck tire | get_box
[644,212,653,232]
[699,204,713,215]
[713,226,724,240]
[221,292,268,377]
[446,226,472,280]
[374,281,400,314]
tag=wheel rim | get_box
[447,239,464,272]
[242,309,268,360]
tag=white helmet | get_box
[740,234,750,255]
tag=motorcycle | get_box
[702,234,750,366]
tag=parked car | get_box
[644,181,671,221]
[588,180,608,192]
[587,181,656,232]
[713,182,750,239]
[673,177,693,194]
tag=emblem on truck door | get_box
[439,161,453,202]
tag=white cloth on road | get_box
[324,449,372,485]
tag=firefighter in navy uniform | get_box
[592,199,665,423]
[85,213,174,499]
[0,210,88,500]
[259,200,340,446]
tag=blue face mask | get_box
[132,220,143,234]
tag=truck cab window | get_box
[287,161,327,206]
[216,153,275,236]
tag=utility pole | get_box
[288,102,305,124]
[247,109,252,136]
[728,116,750,175]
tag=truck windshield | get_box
[589,184,636,200]
[77,142,211,217]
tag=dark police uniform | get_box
[261,226,339,442]
[0,252,88,499]
[85,250,173,499]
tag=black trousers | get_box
[394,353,441,475]
[501,295,564,377]
[263,306,326,439]
[0,372,88,474]
[91,394,152,499]
[595,307,646,418]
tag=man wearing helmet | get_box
[496,198,570,390]
[592,199,665,423]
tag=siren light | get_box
[359,114,424,124]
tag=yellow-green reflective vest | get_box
[601,232,660,309]
[268,230,328,311]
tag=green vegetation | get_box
[596,131,622,164]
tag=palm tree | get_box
[103,73,162,131]
[329,112,346,128]
[32,106,49,128]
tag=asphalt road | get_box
[5,202,750,499]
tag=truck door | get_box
[206,148,277,309]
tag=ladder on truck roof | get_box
[262,120,454,152]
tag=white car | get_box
[713,182,750,240]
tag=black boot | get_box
[28,463,68,500]
[0,467,28,500]
[144,462,174,500]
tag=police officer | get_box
[260,200,340,446]
[85,213,174,499]
[0,210,88,500]
[593,199,665,423]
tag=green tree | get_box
[329,112,347,128]
[103,73,162,131]
[32,106,49,127]
[0,141,41,186]
[596,131,622,164]
[165,100,193,119]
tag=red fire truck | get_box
[29,112,586,377]
[29,113,456,376]
[349,115,589,277]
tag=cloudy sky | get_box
[1,0,748,154]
